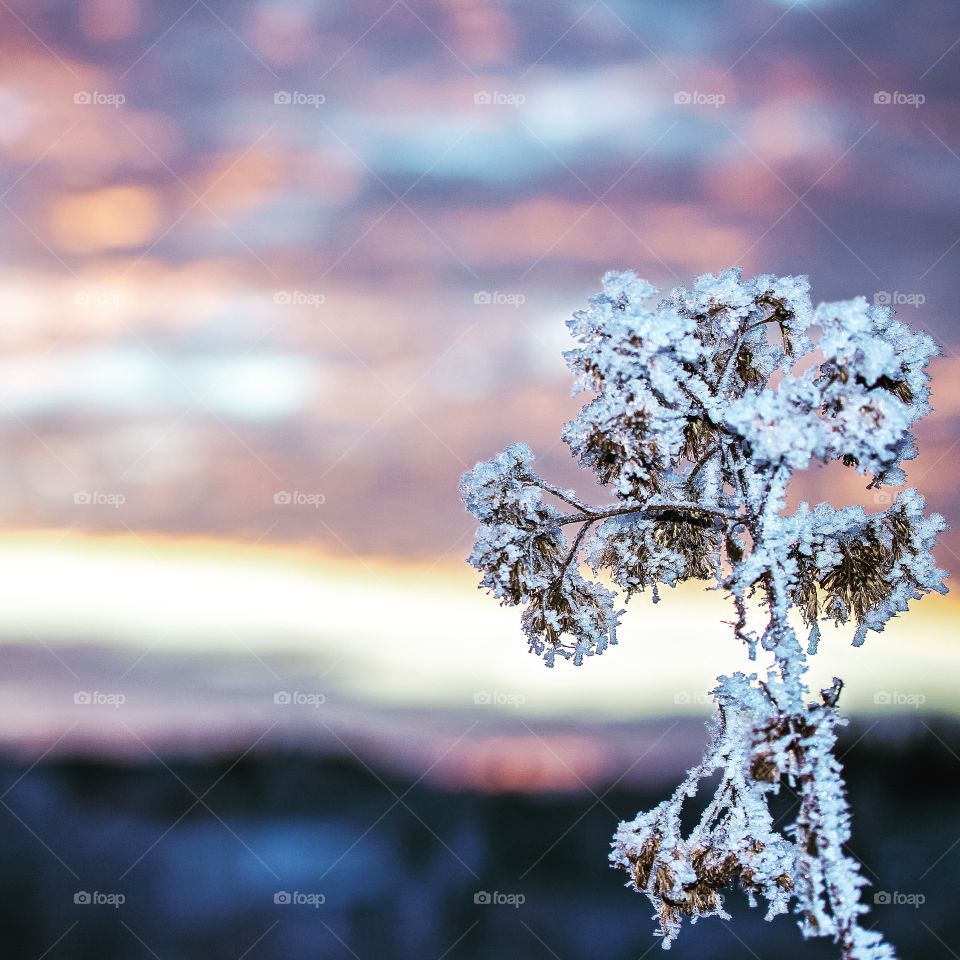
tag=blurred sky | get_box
[0,0,958,754]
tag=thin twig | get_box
[557,518,595,578]
[555,500,740,526]
[530,478,592,512]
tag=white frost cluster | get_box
[459,443,621,666]
[611,673,894,959]
[460,267,947,959]
[610,673,797,946]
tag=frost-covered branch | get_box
[460,268,947,958]
[553,500,741,526]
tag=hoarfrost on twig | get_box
[460,268,946,959]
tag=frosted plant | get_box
[460,268,946,959]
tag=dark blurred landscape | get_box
[1,716,957,960]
